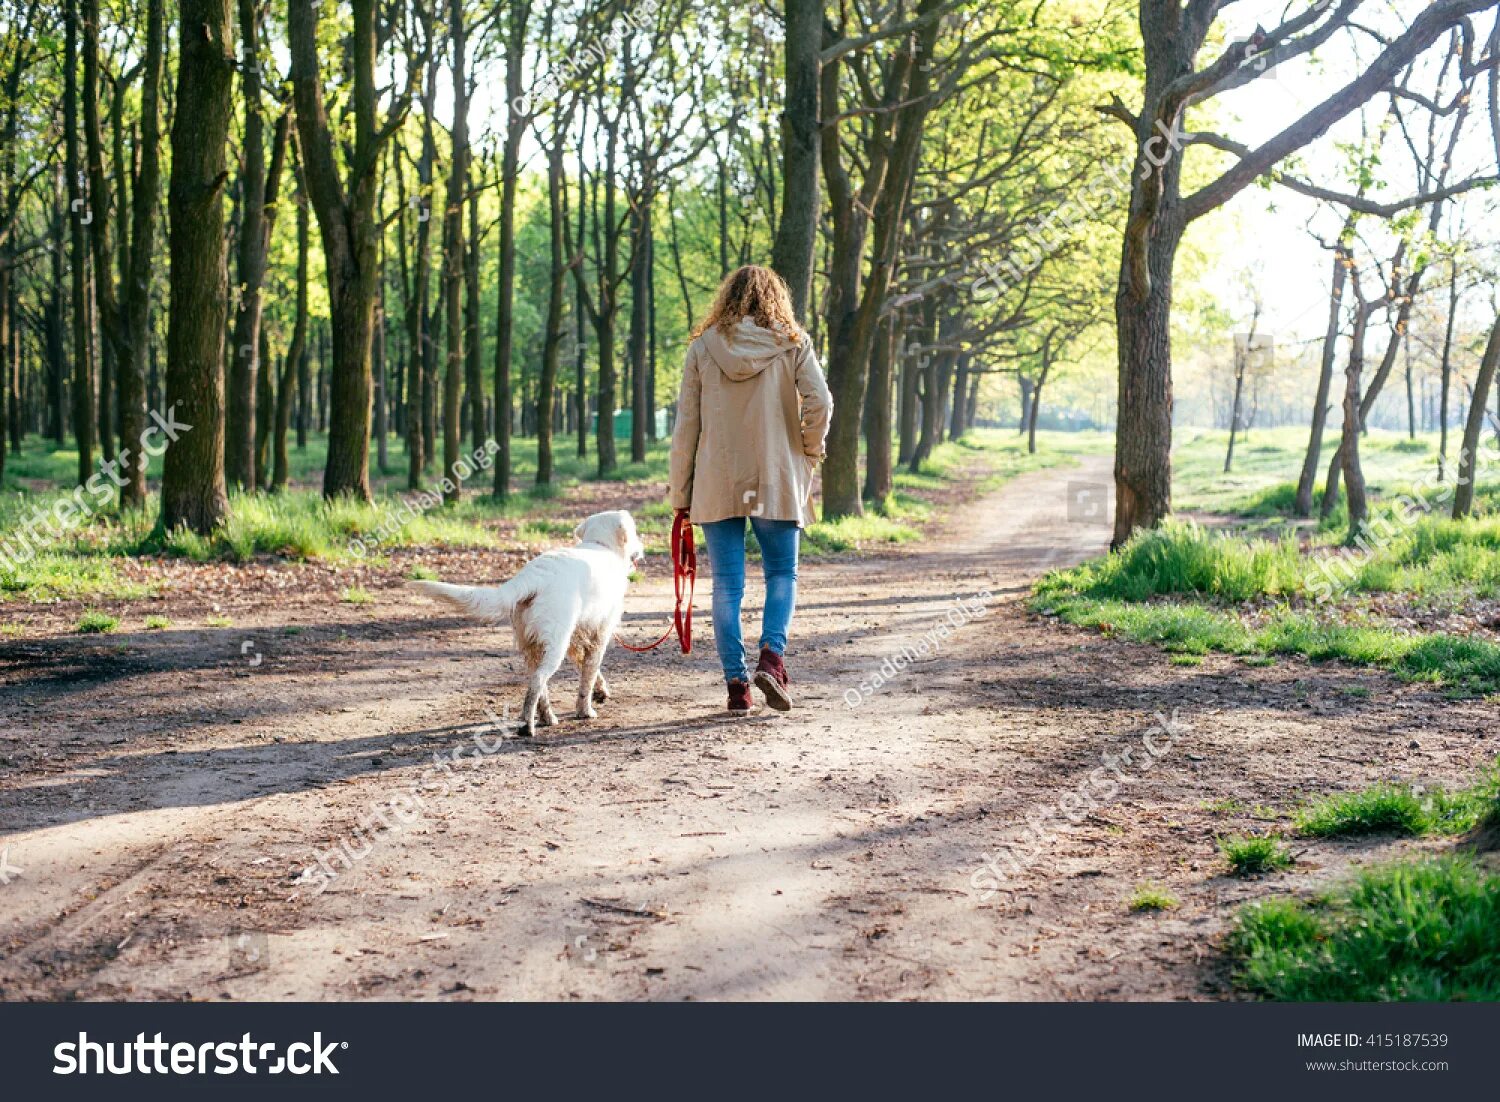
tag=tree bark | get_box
[225,0,266,490]
[65,0,95,487]
[272,166,309,493]
[494,3,527,497]
[536,125,567,487]
[1339,306,1373,539]
[862,312,895,502]
[160,0,235,534]
[628,199,651,464]
[1453,313,1499,519]
[1295,244,1349,514]
[288,0,379,502]
[438,0,469,502]
[116,0,165,508]
[768,0,820,320]
[1438,265,1458,480]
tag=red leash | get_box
[615,511,696,654]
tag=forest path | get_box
[2,453,1493,1001]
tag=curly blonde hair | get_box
[691,265,807,344]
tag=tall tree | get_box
[288,0,408,501]
[1100,0,1495,546]
[226,0,271,490]
[117,0,166,508]
[769,0,821,320]
[440,0,470,502]
[494,0,531,498]
[64,0,95,487]
[159,0,235,534]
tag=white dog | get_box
[410,510,644,737]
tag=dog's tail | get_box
[408,578,528,622]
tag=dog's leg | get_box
[538,684,559,728]
[591,671,611,704]
[519,645,567,738]
[575,646,606,719]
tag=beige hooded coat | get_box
[669,318,833,527]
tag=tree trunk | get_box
[254,330,272,487]
[289,0,379,502]
[494,5,525,497]
[628,199,651,465]
[536,130,567,487]
[768,0,820,320]
[225,0,266,490]
[897,343,918,464]
[464,169,483,454]
[948,352,968,440]
[116,0,164,508]
[1453,313,1499,519]
[1438,267,1457,480]
[82,0,117,466]
[272,171,309,493]
[1224,353,1246,473]
[1295,245,1348,514]
[1111,207,1185,548]
[439,0,469,502]
[374,276,388,473]
[65,0,95,487]
[159,0,234,534]
[862,312,895,502]
[1340,310,1371,541]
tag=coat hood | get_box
[700,318,802,381]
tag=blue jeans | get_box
[699,517,800,684]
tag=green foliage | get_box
[1229,857,1500,1001]
[75,611,119,634]
[1219,835,1295,877]
[1127,884,1178,912]
[1295,766,1500,839]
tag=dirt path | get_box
[1,455,1494,1001]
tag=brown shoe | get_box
[727,678,753,714]
[753,647,792,712]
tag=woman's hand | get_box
[675,507,691,525]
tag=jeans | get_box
[699,516,800,684]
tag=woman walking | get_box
[669,266,833,714]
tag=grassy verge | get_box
[1228,856,1500,1001]
[1032,520,1500,695]
[2,427,1103,603]
[1294,766,1500,839]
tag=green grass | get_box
[2,428,1099,598]
[1219,834,1295,876]
[1228,856,1500,1001]
[1127,884,1179,912]
[340,585,375,606]
[143,615,171,630]
[406,564,439,581]
[1033,521,1500,694]
[1295,766,1500,839]
[1172,427,1457,517]
[205,614,233,628]
[75,611,119,634]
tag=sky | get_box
[1195,0,1500,347]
